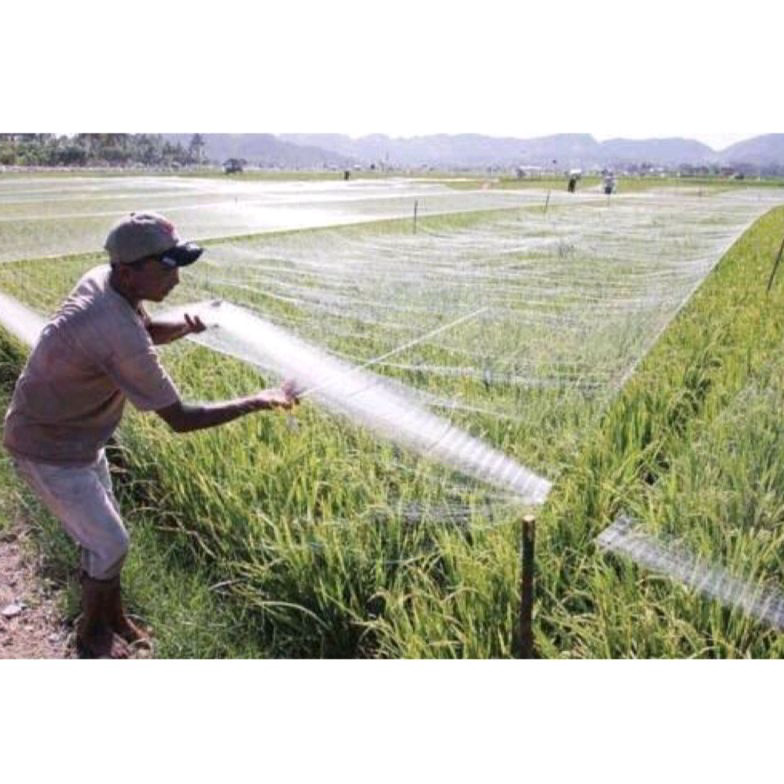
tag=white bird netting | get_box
[1,178,782,517]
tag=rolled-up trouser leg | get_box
[10,450,130,579]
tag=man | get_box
[2,211,298,658]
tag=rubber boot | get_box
[106,577,153,652]
[76,573,130,659]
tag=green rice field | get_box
[1,172,783,657]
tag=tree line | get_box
[0,134,208,168]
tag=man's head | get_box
[105,212,203,303]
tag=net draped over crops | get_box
[1,176,781,525]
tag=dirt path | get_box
[0,526,73,659]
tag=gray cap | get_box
[104,211,203,267]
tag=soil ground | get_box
[0,525,74,659]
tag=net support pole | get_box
[518,514,536,659]
[413,200,418,234]
[765,234,784,294]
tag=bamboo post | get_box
[765,234,784,294]
[413,200,418,234]
[518,514,536,658]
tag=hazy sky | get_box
[5,2,778,150]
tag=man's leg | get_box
[11,454,131,659]
[92,452,152,649]
[77,573,130,659]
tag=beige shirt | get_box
[3,265,179,466]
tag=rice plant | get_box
[1,174,783,657]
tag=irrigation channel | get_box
[1,175,783,652]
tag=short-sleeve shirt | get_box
[3,265,180,466]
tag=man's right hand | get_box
[252,385,299,411]
[252,379,302,411]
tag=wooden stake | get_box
[765,234,784,294]
[413,200,418,234]
[544,190,551,214]
[518,514,536,658]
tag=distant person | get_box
[344,169,351,181]
[2,212,299,659]
[567,176,577,193]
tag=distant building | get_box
[223,158,246,174]
[516,165,544,179]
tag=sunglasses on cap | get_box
[127,242,204,269]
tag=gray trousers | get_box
[11,449,129,579]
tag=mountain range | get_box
[165,133,784,171]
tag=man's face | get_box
[125,257,180,302]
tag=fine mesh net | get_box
[0,175,557,262]
[1,180,783,525]
[598,516,784,631]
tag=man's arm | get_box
[155,386,298,433]
[146,313,206,345]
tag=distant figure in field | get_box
[344,169,351,181]
[2,212,299,659]
[567,176,577,193]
